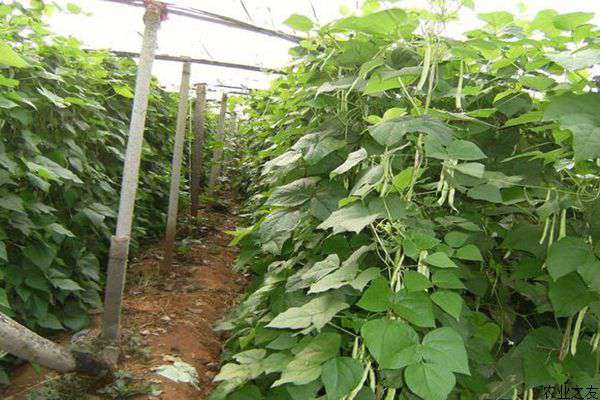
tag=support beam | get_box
[105,50,284,74]
[162,62,191,270]
[190,83,206,217]
[101,5,162,343]
[99,0,302,43]
[207,93,228,196]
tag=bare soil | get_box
[1,204,246,400]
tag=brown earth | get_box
[1,203,247,400]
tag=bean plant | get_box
[212,2,600,399]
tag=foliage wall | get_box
[213,3,600,399]
[0,1,216,381]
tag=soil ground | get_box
[1,202,246,400]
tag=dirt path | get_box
[1,204,246,399]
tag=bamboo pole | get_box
[162,62,191,270]
[101,5,162,343]
[207,93,228,196]
[190,83,206,217]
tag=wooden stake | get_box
[190,83,206,217]
[207,93,228,196]
[101,6,162,343]
[162,62,191,270]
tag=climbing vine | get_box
[213,2,600,399]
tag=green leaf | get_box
[392,167,414,192]
[317,203,379,234]
[424,252,458,269]
[350,165,383,197]
[553,12,594,30]
[443,231,468,248]
[23,243,57,270]
[52,278,83,291]
[543,93,600,161]
[0,194,24,213]
[357,277,392,312]
[422,327,470,374]
[275,333,340,386]
[37,87,67,108]
[0,288,10,308]
[478,11,514,27]
[215,350,266,386]
[112,84,134,98]
[47,223,75,238]
[284,14,314,32]
[445,140,486,161]
[405,363,456,400]
[267,294,349,331]
[361,318,419,369]
[321,357,363,400]
[432,271,465,289]
[367,195,408,221]
[548,273,597,317]
[431,291,463,320]
[467,184,503,203]
[0,75,19,87]
[228,385,263,400]
[266,177,320,207]
[331,148,367,178]
[0,242,6,262]
[66,3,82,13]
[263,353,293,374]
[577,260,600,294]
[391,290,436,328]
[363,68,420,94]
[519,76,555,91]
[330,9,416,36]
[531,10,561,36]
[258,210,302,255]
[546,49,600,71]
[310,181,347,221]
[455,244,483,261]
[546,236,593,280]
[404,271,433,292]
[369,116,453,147]
[309,263,356,294]
[37,313,63,330]
[293,132,346,165]
[0,40,28,68]
[504,110,544,127]
[452,163,484,178]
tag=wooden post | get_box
[0,313,76,372]
[190,83,206,216]
[0,313,110,374]
[162,62,191,270]
[207,93,228,196]
[101,5,162,343]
